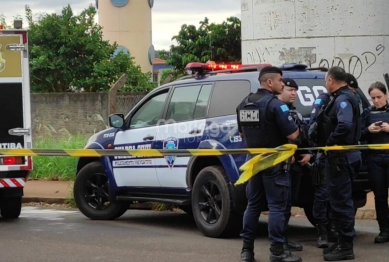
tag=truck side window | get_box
[129,91,169,129]
[166,84,202,122]
[207,80,251,118]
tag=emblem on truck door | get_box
[163,137,178,168]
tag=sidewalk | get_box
[23,180,379,220]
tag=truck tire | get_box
[74,161,129,220]
[1,196,22,219]
[191,165,242,238]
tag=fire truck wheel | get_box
[1,196,22,219]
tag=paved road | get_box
[0,207,388,262]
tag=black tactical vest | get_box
[367,105,389,144]
[318,87,361,146]
[238,91,283,148]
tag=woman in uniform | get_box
[361,81,389,243]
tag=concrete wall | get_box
[241,0,389,97]
[31,92,146,139]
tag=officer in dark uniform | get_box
[237,66,302,262]
[316,66,361,261]
[360,81,389,243]
[345,73,363,177]
[278,78,313,252]
[308,91,339,248]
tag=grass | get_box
[30,133,88,181]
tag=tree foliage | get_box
[161,16,241,75]
[23,5,156,93]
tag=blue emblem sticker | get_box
[340,102,348,109]
[314,99,322,105]
[163,137,178,168]
[280,104,289,112]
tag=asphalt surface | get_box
[0,207,388,262]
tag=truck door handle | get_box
[143,135,154,141]
[189,129,201,134]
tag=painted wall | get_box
[241,0,389,96]
[98,0,153,73]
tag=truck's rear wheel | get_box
[191,165,242,238]
[74,161,129,220]
[1,196,22,219]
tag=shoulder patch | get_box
[314,99,322,105]
[280,104,289,112]
[340,101,348,109]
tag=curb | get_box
[23,197,67,204]
[289,207,377,220]
[22,197,153,210]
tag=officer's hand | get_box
[298,154,311,166]
[368,123,382,133]
[380,122,389,132]
[291,156,295,164]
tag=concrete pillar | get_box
[97,0,154,73]
[241,0,389,95]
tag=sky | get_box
[0,0,241,50]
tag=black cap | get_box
[259,66,283,79]
[346,73,359,89]
[282,78,298,90]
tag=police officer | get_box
[277,78,312,252]
[360,81,389,243]
[308,91,339,248]
[345,73,363,176]
[316,66,361,261]
[237,66,302,262]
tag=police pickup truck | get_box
[73,62,371,238]
[0,26,33,218]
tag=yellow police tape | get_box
[2,143,389,186]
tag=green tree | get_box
[25,4,156,93]
[165,16,241,74]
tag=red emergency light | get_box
[185,61,272,75]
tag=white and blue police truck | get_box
[73,62,372,238]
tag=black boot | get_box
[269,242,302,262]
[327,222,339,242]
[323,241,354,261]
[241,249,254,262]
[241,240,255,262]
[316,223,329,248]
[284,238,303,252]
[374,228,389,243]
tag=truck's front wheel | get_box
[1,196,22,219]
[74,161,129,220]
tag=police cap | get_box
[346,73,359,89]
[282,78,298,90]
[259,66,283,79]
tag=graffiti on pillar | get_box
[278,47,317,66]
[318,44,385,79]
[246,46,271,64]
[241,0,249,11]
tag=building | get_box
[96,0,154,73]
[153,57,173,84]
[241,0,388,96]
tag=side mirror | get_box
[109,114,124,128]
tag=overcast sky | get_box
[0,0,241,50]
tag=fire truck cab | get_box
[0,21,33,218]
